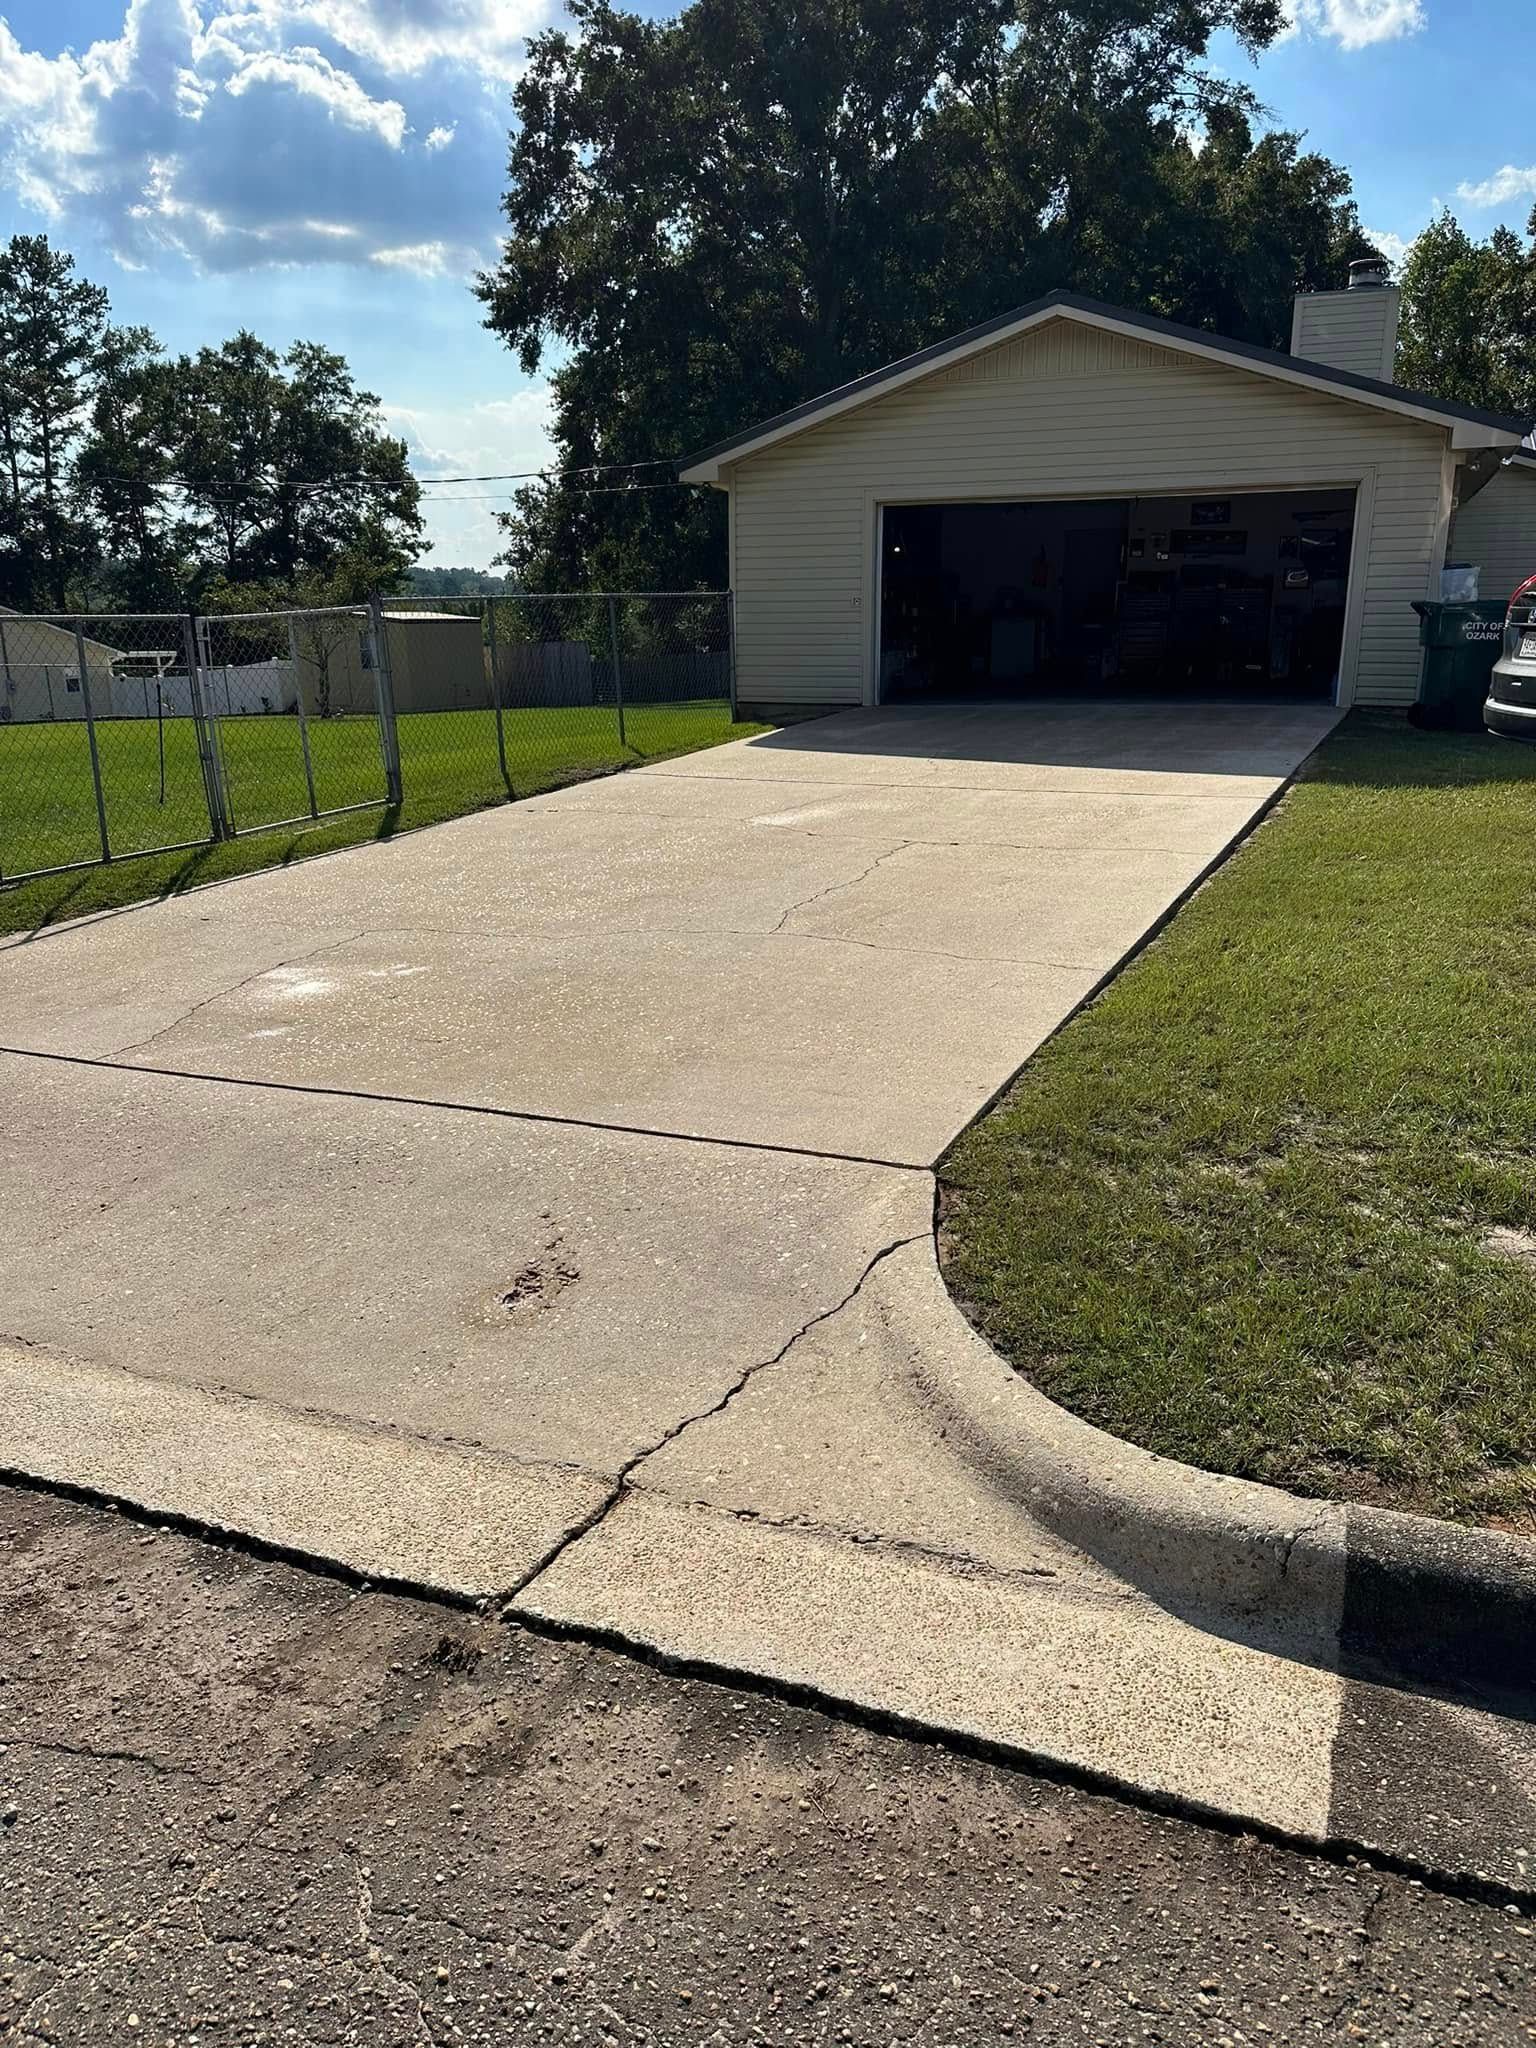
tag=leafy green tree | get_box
[167,334,422,601]
[0,234,427,611]
[0,235,110,608]
[1123,108,1373,343]
[74,326,186,610]
[478,0,1366,589]
[406,564,512,595]
[1396,209,1536,420]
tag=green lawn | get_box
[0,701,768,933]
[940,711,1536,1532]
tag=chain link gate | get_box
[197,602,400,836]
[0,611,223,880]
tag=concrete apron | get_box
[1,704,1532,1887]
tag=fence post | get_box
[184,612,230,840]
[726,590,739,723]
[607,594,627,751]
[484,596,512,796]
[73,623,112,864]
[286,616,321,820]
[367,595,404,807]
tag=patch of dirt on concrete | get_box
[487,1216,581,1320]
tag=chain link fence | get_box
[0,591,735,886]
[381,590,737,810]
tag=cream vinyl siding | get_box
[1448,465,1536,604]
[728,316,1450,708]
[1290,290,1399,382]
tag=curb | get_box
[893,1239,1536,1703]
[0,1339,610,1604]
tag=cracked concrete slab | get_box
[777,838,1221,966]
[630,1238,1116,1586]
[0,916,360,1059]
[0,705,1331,1165]
[602,1232,1536,1885]
[99,801,926,944]
[1,701,1388,1852]
[0,1053,930,1475]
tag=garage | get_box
[681,274,1530,721]
[878,490,1355,703]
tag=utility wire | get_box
[74,457,687,498]
[378,481,707,502]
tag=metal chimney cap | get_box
[1348,255,1392,289]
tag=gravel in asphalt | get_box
[2,1487,1532,2047]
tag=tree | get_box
[478,0,1366,589]
[167,335,423,602]
[1395,209,1536,420]
[0,233,427,613]
[406,564,512,595]
[0,236,110,608]
[73,326,185,611]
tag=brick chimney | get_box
[1290,257,1401,383]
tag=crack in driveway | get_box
[106,930,367,1061]
[505,1229,929,1602]
[768,841,916,934]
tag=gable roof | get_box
[680,290,1532,483]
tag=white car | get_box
[1485,573,1536,740]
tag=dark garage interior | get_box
[878,490,1355,703]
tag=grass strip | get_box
[940,711,1536,1530]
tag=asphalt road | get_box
[2,1488,1530,2048]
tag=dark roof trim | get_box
[681,289,1532,474]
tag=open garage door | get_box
[878,489,1356,704]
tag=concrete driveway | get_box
[0,701,1333,1500]
[33,701,1528,1854]
[0,700,1335,1167]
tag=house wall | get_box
[1448,464,1536,604]
[727,317,1452,710]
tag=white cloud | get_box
[1456,165,1536,210]
[0,0,546,271]
[385,387,554,565]
[1282,0,1425,49]
[276,0,539,80]
[1360,224,1412,267]
[222,46,406,144]
[371,240,456,276]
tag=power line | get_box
[76,457,688,499]
[391,481,707,502]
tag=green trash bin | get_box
[1410,599,1508,730]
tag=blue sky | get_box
[0,0,1531,568]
